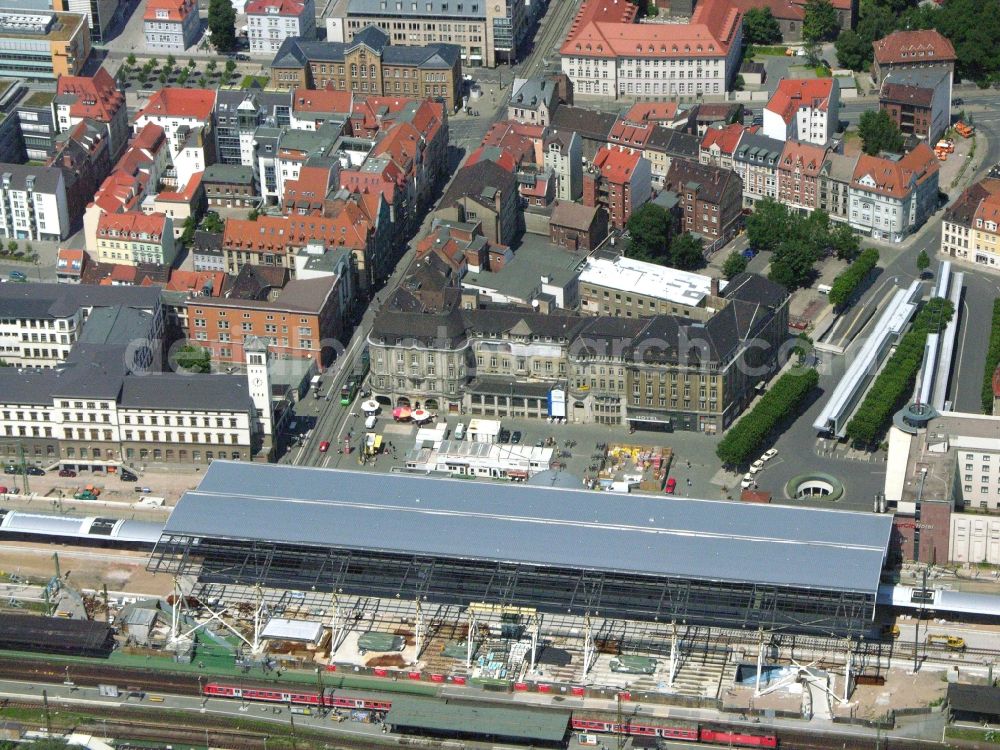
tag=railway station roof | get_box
[163,463,893,595]
[385,697,570,742]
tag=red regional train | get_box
[204,682,777,747]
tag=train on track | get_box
[203,682,777,748]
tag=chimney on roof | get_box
[710,277,719,297]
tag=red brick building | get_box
[663,158,743,253]
[583,146,652,230]
[777,140,828,214]
[549,200,607,252]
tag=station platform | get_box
[877,584,1000,617]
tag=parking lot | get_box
[315,410,727,500]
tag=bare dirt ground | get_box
[0,542,169,595]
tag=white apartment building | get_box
[559,0,742,99]
[941,177,1000,269]
[732,132,782,208]
[543,129,582,202]
[247,0,316,55]
[0,165,70,241]
[134,89,217,160]
[849,143,939,242]
[762,78,839,145]
[143,0,200,50]
[0,284,164,368]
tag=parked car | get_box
[58,469,77,478]
[749,459,765,474]
[235,53,250,61]
[741,474,753,489]
[8,271,26,282]
[25,466,44,476]
[511,430,522,444]
[319,440,331,453]
[498,429,511,443]
[762,448,778,461]
[120,469,138,482]
[665,477,677,494]
[0,486,7,494]
[3,465,17,475]
[364,415,377,429]
[742,247,757,260]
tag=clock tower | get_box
[244,335,273,451]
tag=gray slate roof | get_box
[0,282,161,319]
[119,374,253,411]
[163,463,894,594]
[0,162,62,194]
[272,35,460,70]
[204,164,256,185]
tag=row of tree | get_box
[844,297,954,446]
[716,368,820,467]
[625,203,706,271]
[835,0,1000,86]
[981,299,1000,413]
[745,199,861,290]
[827,247,879,308]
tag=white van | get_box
[817,283,833,295]
[365,415,377,429]
[453,422,466,440]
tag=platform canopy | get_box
[161,462,892,595]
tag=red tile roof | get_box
[700,123,746,155]
[561,0,739,58]
[292,88,355,115]
[851,143,939,200]
[245,0,305,14]
[97,211,168,241]
[778,140,827,177]
[873,30,956,66]
[56,248,86,276]
[137,88,216,122]
[167,269,227,295]
[624,101,680,123]
[56,69,124,123]
[144,0,195,22]
[608,117,656,149]
[593,146,642,184]
[283,166,334,213]
[223,211,371,254]
[156,171,203,202]
[766,78,835,123]
[466,147,518,173]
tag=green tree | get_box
[248,207,260,220]
[669,232,705,270]
[933,0,1000,85]
[175,345,212,374]
[646,2,657,16]
[137,69,149,86]
[225,58,237,73]
[5,240,15,253]
[917,249,931,275]
[722,251,748,280]
[981,300,1000,412]
[803,0,840,43]
[165,53,176,69]
[126,53,137,66]
[716,369,819,467]
[846,297,954,445]
[148,57,159,70]
[834,30,871,72]
[830,222,861,261]
[743,6,782,45]
[207,0,237,54]
[200,211,225,233]
[207,58,218,73]
[828,247,879,308]
[625,203,674,264]
[858,109,904,155]
[746,198,789,254]
[158,71,168,84]
[188,58,197,69]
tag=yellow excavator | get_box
[927,634,966,651]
